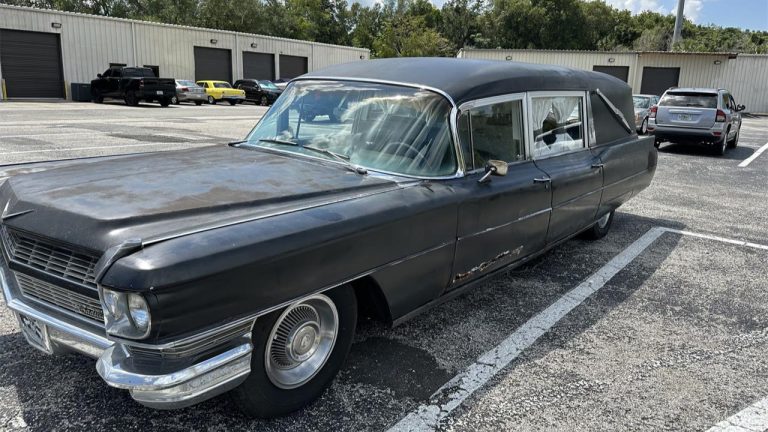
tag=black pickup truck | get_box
[90,66,176,107]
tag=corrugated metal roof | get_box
[0,3,369,53]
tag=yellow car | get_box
[196,80,245,105]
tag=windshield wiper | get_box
[258,138,299,146]
[303,145,368,175]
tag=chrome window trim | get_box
[248,76,466,180]
[457,92,529,170]
[526,90,590,161]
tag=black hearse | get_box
[0,58,656,418]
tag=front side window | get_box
[244,80,457,177]
[461,100,526,170]
[531,96,584,158]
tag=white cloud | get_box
[684,0,703,22]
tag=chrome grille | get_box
[0,227,99,289]
[15,272,104,323]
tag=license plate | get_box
[678,114,692,121]
[17,313,52,354]
[156,90,164,95]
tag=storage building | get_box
[0,4,370,100]
[458,49,768,114]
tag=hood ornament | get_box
[1,201,34,221]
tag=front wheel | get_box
[231,285,357,418]
[727,129,739,148]
[260,95,268,106]
[582,210,615,240]
[194,101,203,106]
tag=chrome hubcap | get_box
[597,213,610,229]
[265,294,338,389]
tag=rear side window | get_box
[589,93,632,145]
[659,92,717,108]
[531,96,584,158]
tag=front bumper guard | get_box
[1,261,253,409]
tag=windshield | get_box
[214,82,232,89]
[660,92,717,108]
[633,96,650,109]
[244,80,457,177]
[259,80,280,90]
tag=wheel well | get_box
[349,276,392,325]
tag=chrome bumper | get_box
[1,259,253,409]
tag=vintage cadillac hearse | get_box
[0,58,656,417]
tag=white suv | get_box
[648,88,744,156]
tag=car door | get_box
[450,95,552,288]
[527,92,603,244]
[726,93,742,140]
[106,68,121,97]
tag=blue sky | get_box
[603,0,768,31]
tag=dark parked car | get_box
[234,79,282,105]
[91,66,176,107]
[0,58,656,418]
[172,80,207,105]
[648,87,744,155]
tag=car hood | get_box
[0,146,401,252]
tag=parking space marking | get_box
[1,142,207,156]
[738,142,768,167]
[388,227,768,431]
[707,397,768,432]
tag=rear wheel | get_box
[715,131,728,156]
[124,91,139,107]
[159,97,171,107]
[171,95,179,105]
[228,99,238,106]
[640,118,648,135]
[582,210,614,240]
[260,95,268,106]
[208,96,216,105]
[232,285,357,418]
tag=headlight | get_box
[100,288,151,339]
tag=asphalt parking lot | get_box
[1,103,767,431]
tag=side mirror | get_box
[736,104,745,112]
[97,73,102,78]
[478,160,508,183]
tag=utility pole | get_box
[671,0,685,49]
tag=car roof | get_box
[301,57,631,107]
[666,87,722,94]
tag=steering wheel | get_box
[380,141,427,167]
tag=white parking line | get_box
[1,142,205,156]
[707,397,768,432]
[738,142,768,168]
[388,227,768,431]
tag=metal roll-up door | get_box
[593,65,629,82]
[640,67,680,96]
[243,52,275,80]
[279,55,308,79]
[194,47,232,83]
[0,29,65,99]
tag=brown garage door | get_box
[279,55,308,79]
[194,47,232,83]
[593,65,629,82]
[243,52,275,80]
[640,67,680,96]
[0,29,65,99]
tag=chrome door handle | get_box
[533,177,551,183]
[591,163,605,169]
